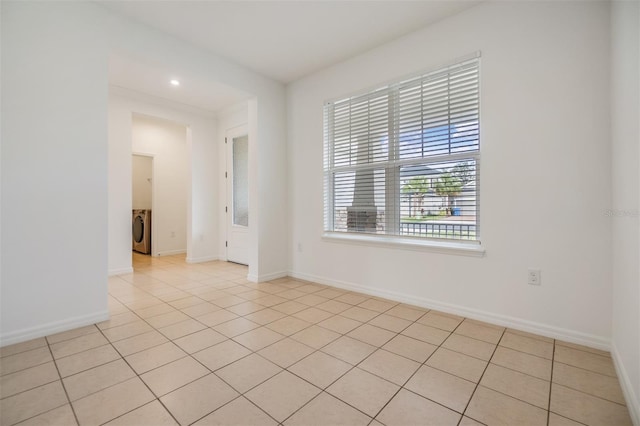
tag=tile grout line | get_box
[548,411,590,426]
[250,324,371,423]
[5,257,621,426]
[0,360,53,385]
[408,318,475,419]
[0,339,80,425]
[0,367,60,403]
[351,307,434,423]
[461,332,608,423]
[478,356,549,382]
[168,262,624,422]
[92,324,184,426]
[114,282,487,425]
[0,315,544,379]
[547,339,555,426]
[187,394,279,426]
[122,269,339,343]
[359,315,483,424]
[459,326,507,424]
[44,335,81,426]
[112,281,312,385]
[341,308,462,423]
[109,274,314,425]
[549,382,628,407]
[464,339,628,409]
[66,288,199,424]
[0,326,548,421]
[266,303,407,424]
[157,261,618,421]
[554,343,612,359]
[0,340,48,359]
[101,309,255,410]
[551,359,621,379]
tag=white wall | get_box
[611,1,640,422]
[1,1,110,344]
[109,88,219,273]
[132,155,152,210]
[255,93,288,281]
[1,0,287,344]
[287,1,612,346]
[132,114,187,256]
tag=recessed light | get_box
[170,79,180,86]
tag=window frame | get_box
[323,53,483,253]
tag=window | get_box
[324,55,480,242]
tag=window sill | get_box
[321,232,485,257]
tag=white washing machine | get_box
[132,209,151,254]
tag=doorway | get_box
[132,154,153,255]
[131,113,188,259]
[226,126,249,265]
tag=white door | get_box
[226,128,249,265]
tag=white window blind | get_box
[324,56,480,241]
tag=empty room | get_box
[1,1,638,425]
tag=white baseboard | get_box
[247,270,288,283]
[108,267,134,276]
[289,270,611,351]
[186,255,219,264]
[611,343,640,426]
[0,310,110,347]
[156,249,186,257]
[258,270,288,282]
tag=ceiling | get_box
[109,53,252,114]
[98,0,479,111]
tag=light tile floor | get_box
[0,254,633,425]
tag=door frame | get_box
[225,125,249,264]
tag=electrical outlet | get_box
[297,242,303,253]
[171,231,176,238]
[528,269,541,285]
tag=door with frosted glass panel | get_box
[226,129,249,265]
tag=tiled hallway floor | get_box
[0,254,633,425]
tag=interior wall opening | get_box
[131,113,188,263]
